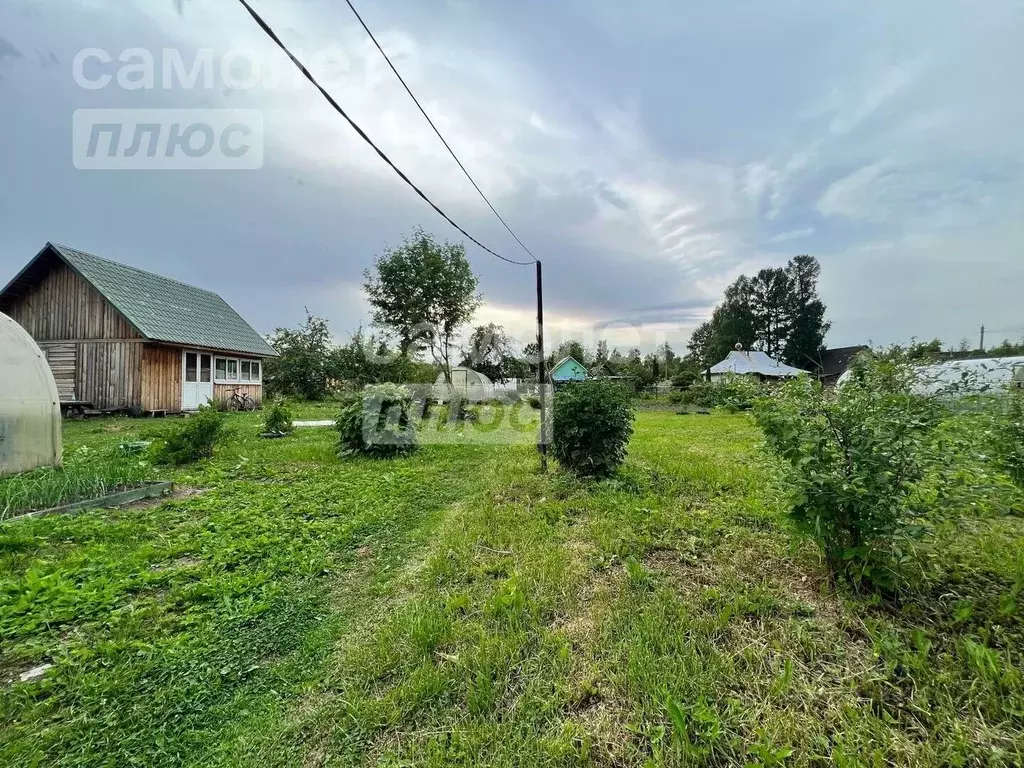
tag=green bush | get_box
[527,395,542,410]
[753,358,945,589]
[716,375,767,411]
[153,406,230,465]
[262,397,294,435]
[680,376,765,411]
[337,383,418,458]
[680,381,720,409]
[552,380,634,478]
[671,370,699,389]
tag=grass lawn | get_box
[2,408,1023,766]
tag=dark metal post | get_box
[536,260,548,472]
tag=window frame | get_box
[213,356,262,385]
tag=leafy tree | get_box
[264,311,338,400]
[552,340,590,367]
[905,338,944,362]
[364,228,481,386]
[988,337,1024,357]
[460,323,525,382]
[595,340,610,364]
[335,327,437,386]
[521,341,554,380]
[644,353,660,382]
[685,320,716,370]
[656,341,678,379]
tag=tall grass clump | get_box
[262,397,295,435]
[337,383,418,458]
[552,380,634,478]
[152,405,230,466]
[993,388,1024,488]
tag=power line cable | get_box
[343,0,539,264]
[235,0,534,266]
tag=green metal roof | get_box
[48,243,278,357]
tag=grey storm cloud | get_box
[1,0,1023,353]
[0,35,25,77]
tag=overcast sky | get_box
[2,0,1022,355]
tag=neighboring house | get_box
[709,348,807,382]
[550,355,588,383]
[0,243,278,414]
[816,345,869,386]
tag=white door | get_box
[182,351,214,410]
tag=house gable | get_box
[551,356,588,382]
[0,251,141,342]
[1,243,277,358]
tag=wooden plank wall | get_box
[141,345,183,412]
[35,341,141,410]
[4,260,146,410]
[43,345,77,400]
[213,383,263,408]
[3,261,141,341]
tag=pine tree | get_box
[781,255,830,368]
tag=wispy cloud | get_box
[1,0,1023,354]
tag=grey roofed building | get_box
[1,243,278,358]
[0,242,277,413]
[709,349,808,380]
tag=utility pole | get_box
[979,324,986,352]
[536,260,548,472]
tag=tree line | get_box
[264,228,717,399]
[264,230,840,399]
[686,254,830,372]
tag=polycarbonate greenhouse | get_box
[837,355,1024,395]
[0,311,62,475]
[433,367,495,403]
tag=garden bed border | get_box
[2,482,175,523]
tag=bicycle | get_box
[227,387,257,412]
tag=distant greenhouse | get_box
[433,367,495,403]
[1,311,62,475]
[837,355,1024,395]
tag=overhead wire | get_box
[342,0,539,264]
[235,0,535,266]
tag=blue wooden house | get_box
[551,355,588,383]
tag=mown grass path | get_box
[1,410,512,766]
[2,410,1023,766]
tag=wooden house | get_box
[0,243,278,414]
[550,356,588,383]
